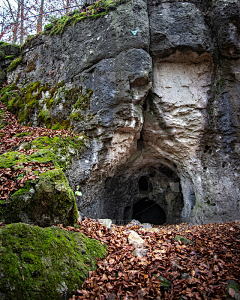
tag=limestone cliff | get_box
[5,0,240,225]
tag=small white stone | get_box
[128,230,146,248]
[98,219,112,229]
[133,248,148,257]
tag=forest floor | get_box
[65,218,240,300]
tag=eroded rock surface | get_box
[5,0,240,224]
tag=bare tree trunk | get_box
[4,0,18,42]
[20,0,24,44]
[13,0,20,43]
[66,0,70,13]
[37,0,44,33]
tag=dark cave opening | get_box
[139,176,148,191]
[101,164,184,225]
[132,198,166,225]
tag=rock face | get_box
[6,0,240,224]
[0,42,20,86]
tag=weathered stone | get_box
[149,2,213,57]
[181,273,191,281]
[141,223,152,228]
[98,219,112,229]
[140,228,160,233]
[128,230,146,248]
[133,248,148,257]
[235,293,240,300]
[226,280,240,299]
[128,219,142,226]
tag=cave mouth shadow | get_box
[102,163,184,225]
[139,176,148,191]
[132,198,166,225]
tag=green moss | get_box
[0,50,4,59]
[1,81,51,125]
[0,70,6,86]
[42,0,125,37]
[0,84,19,105]
[51,120,70,130]
[44,23,54,31]
[216,78,225,94]
[26,53,39,73]
[25,136,86,171]
[0,41,20,50]
[4,55,15,60]
[45,81,65,109]
[0,149,79,226]
[70,111,85,121]
[0,150,56,169]
[7,56,22,72]
[38,109,51,126]
[174,235,194,245]
[0,223,107,300]
[74,88,92,110]
[14,131,33,137]
[1,81,92,128]
[0,108,7,128]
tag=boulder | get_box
[0,149,78,227]
[0,223,107,300]
[133,248,148,257]
[128,230,146,248]
[98,219,112,229]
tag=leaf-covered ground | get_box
[63,219,240,300]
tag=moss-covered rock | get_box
[0,42,20,87]
[25,135,86,171]
[0,149,79,227]
[0,70,6,86]
[0,81,92,129]
[0,223,107,300]
[0,108,7,128]
[153,275,171,291]
[174,235,194,245]
[7,56,22,72]
[226,280,240,300]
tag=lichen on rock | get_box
[0,222,107,300]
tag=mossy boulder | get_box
[0,223,107,300]
[226,280,240,300]
[174,235,194,245]
[0,149,78,227]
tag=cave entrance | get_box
[139,176,148,191]
[132,198,166,225]
[101,164,184,225]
